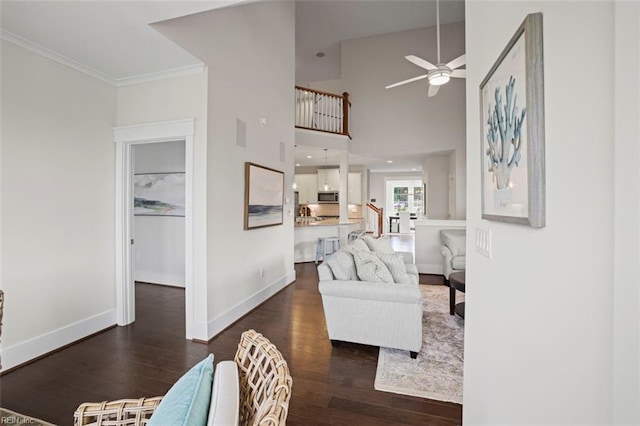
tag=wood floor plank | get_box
[0,256,462,425]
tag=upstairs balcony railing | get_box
[295,86,351,138]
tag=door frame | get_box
[114,119,195,338]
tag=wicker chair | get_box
[74,330,292,426]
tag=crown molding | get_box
[114,63,205,87]
[1,29,206,87]
[1,29,116,85]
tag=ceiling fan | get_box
[385,0,466,97]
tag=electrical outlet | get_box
[475,227,492,259]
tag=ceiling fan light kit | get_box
[385,0,465,97]
[428,69,451,86]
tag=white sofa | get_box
[440,229,466,283]
[317,237,423,358]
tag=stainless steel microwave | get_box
[317,191,339,203]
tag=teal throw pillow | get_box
[149,354,214,426]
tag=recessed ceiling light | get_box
[296,163,300,167]
[387,160,393,163]
[306,155,312,159]
[316,52,325,58]
[412,168,417,171]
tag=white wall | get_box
[133,141,186,287]
[423,154,450,220]
[465,2,618,424]
[116,72,209,336]
[0,40,117,370]
[341,23,467,217]
[153,1,296,339]
[613,1,640,423]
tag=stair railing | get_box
[295,86,351,138]
[366,203,384,238]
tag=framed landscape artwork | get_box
[134,172,185,217]
[480,12,546,228]
[244,162,284,230]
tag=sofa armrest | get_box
[440,245,453,261]
[319,280,422,304]
[74,397,163,426]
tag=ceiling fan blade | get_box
[385,74,428,89]
[446,54,466,70]
[405,55,437,71]
[451,69,466,78]
[428,84,440,97]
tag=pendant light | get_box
[322,149,330,191]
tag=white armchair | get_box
[439,229,466,283]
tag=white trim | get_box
[113,119,196,339]
[136,271,185,288]
[416,262,443,275]
[1,29,114,85]
[1,29,205,87]
[206,271,296,339]
[115,64,205,87]
[0,310,116,372]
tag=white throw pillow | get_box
[374,252,410,284]
[326,249,357,281]
[362,236,395,253]
[351,249,394,283]
[349,238,371,252]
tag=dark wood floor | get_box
[0,261,461,425]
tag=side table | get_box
[449,271,465,319]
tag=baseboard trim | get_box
[135,271,185,288]
[206,270,296,340]
[416,263,443,275]
[0,310,117,373]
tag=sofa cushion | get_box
[452,255,466,270]
[374,252,410,284]
[349,238,371,252]
[362,236,395,253]
[407,272,419,285]
[326,249,357,281]
[207,360,239,426]
[351,249,394,283]
[149,354,214,426]
[441,230,466,256]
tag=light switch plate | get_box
[475,227,492,259]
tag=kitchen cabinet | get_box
[348,172,362,204]
[295,174,318,204]
[317,168,340,191]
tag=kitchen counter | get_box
[294,218,361,227]
[294,219,363,262]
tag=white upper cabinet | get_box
[317,168,340,191]
[295,174,318,204]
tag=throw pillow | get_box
[374,252,410,284]
[149,354,214,426]
[349,238,371,252]
[362,236,395,253]
[351,249,394,283]
[326,249,357,281]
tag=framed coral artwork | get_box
[480,12,545,228]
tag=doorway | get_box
[114,119,195,339]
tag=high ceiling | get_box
[0,0,465,171]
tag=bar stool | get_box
[315,237,341,264]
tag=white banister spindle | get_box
[295,86,349,137]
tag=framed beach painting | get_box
[134,172,185,217]
[480,12,545,228]
[244,162,284,230]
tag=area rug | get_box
[374,284,464,403]
[0,407,55,425]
